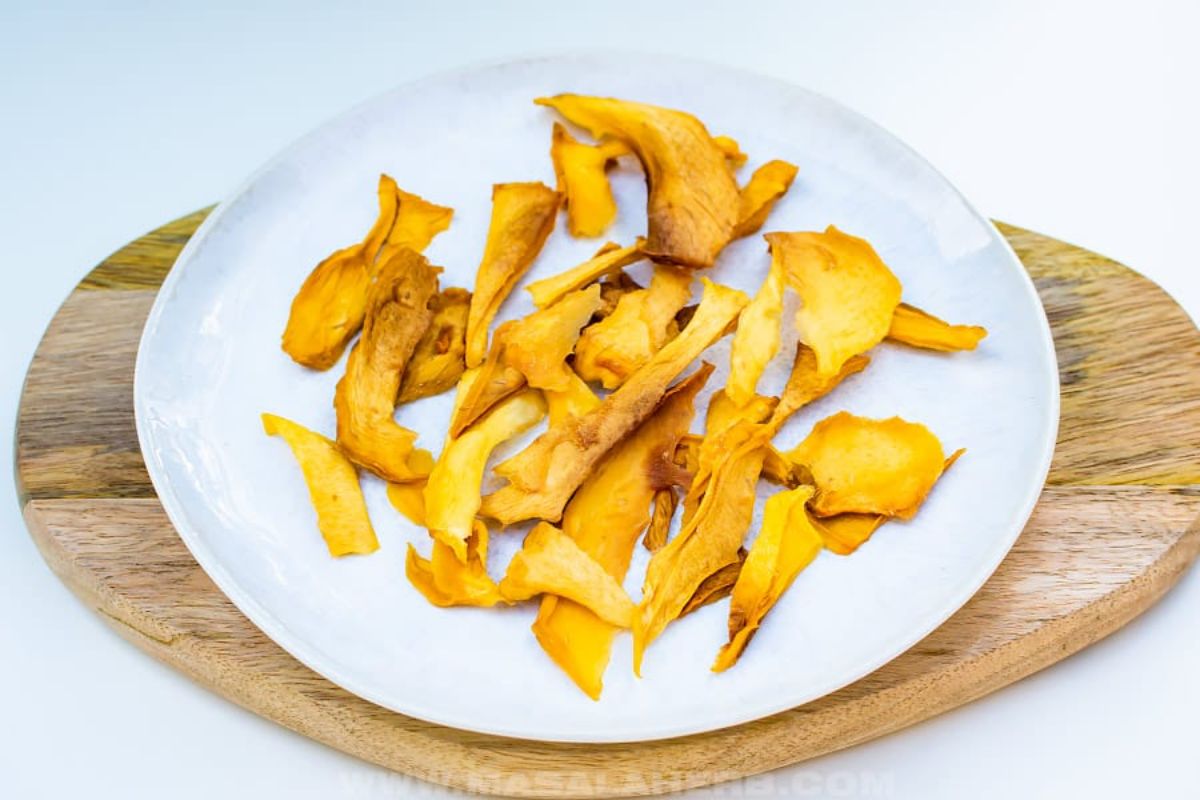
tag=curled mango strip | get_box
[500,523,637,629]
[448,357,528,439]
[262,413,378,557]
[481,279,749,525]
[398,287,471,404]
[536,95,740,269]
[734,160,799,239]
[465,182,562,367]
[574,265,693,389]
[786,411,953,519]
[334,249,438,483]
[526,239,646,309]
[549,123,632,237]
[680,548,748,617]
[425,389,546,562]
[642,487,677,553]
[726,257,786,408]
[376,188,453,268]
[387,480,427,526]
[888,303,987,352]
[504,284,603,392]
[281,175,398,369]
[713,485,823,672]
[712,135,748,167]
[769,226,902,376]
[532,366,707,699]
[810,512,887,556]
[406,520,506,608]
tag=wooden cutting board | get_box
[16,211,1200,798]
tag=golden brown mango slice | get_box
[734,160,799,238]
[532,365,708,699]
[481,279,748,524]
[501,523,636,629]
[334,249,438,482]
[770,343,870,427]
[525,239,645,309]
[376,188,453,268]
[261,413,378,557]
[810,512,887,555]
[549,123,631,237]
[768,227,902,375]
[387,480,427,526]
[281,175,398,369]
[888,303,988,352]
[465,182,562,367]
[536,95,740,269]
[574,265,693,389]
[397,287,470,404]
[447,356,528,439]
[642,487,677,552]
[681,548,748,616]
[503,284,603,391]
[425,389,546,561]
[713,485,823,671]
[406,520,506,607]
[787,411,952,518]
[726,258,786,408]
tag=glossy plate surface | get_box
[135,53,1058,742]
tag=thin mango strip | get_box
[733,160,799,238]
[536,95,740,269]
[887,303,987,352]
[262,413,378,557]
[500,523,636,628]
[448,356,527,438]
[465,182,562,367]
[407,520,506,607]
[549,123,632,237]
[574,265,693,389]
[680,548,748,616]
[532,365,708,699]
[525,239,645,309]
[397,287,470,403]
[334,248,437,482]
[425,389,546,561]
[770,343,871,427]
[713,485,824,671]
[769,226,902,375]
[642,487,677,552]
[481,279,749,524]
[726,257,786,407]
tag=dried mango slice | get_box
[397,287,470,403]
[726,258,785,407]
[448,355,528,439]
[770,343,870,427]
[574,265,693,389]
[713,485,823,671]
[387,480,427,526]
[545,370,602,427]
[503,284,603,391]
[525,239,645,309]
[536,95,740,269]
[465,182,562,366]
[334,248,438,482]
[500,523,636,629]
[425,389,546,561]
[787,411,951,518]
[769,226,902,375]
[734,160,799,238]
[681,548,747,616]
[810,512,887,555]
[549,123,632,237]
[376,188,453,268]
[712,135,748,166]
[406,520,506,608]
[281,175,398,369]
[642,487,677,552]
[481,279,748,524]
[261,413,378,557]
[532,365,707,699]
[888,303,987,352]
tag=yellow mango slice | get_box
[768,226,902,375]
[334,248,437,482]
[549,122,631,237]
[465,182,562,367]
[425,389,546,561]
[481,279,749,524]
[501,523,636,629]
[387,480,427,526]
[503,284,603,391]
[536,95,740,269]
[525,239,645,309]
[787,411,952,518]
[712,135,748,166]
[574,265,693,389]
[734,160,799,238]
[726,258,786,407]
[447,355,528,439]
[406,520,506,607]
[888,303,987,352]
[544,370,602,427]
[376,188,453,267]
[261,413,378,557]
[770,343,871,427]
[397,287,470,403]
[532,365,708,699]
[810,512,887,555]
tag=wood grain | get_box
[15,212,1200,798]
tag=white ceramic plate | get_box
[135,53,1058,743]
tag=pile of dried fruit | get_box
[263,95,986,699]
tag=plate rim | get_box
[133,49,1060,743]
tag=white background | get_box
[2,2,1198,797]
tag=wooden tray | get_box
[16,211,1200,798]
